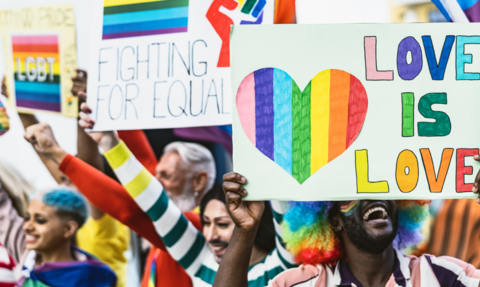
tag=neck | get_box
[37,242,74,264]
[249,244,268,266]
[342,239,395,287]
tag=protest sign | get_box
[87,0,274,131]
[231,23,480,201]
[0,4,78,117]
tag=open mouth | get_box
[363,206,388,222]
[210,243,228,255]
[25,234,39,244]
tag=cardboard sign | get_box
[87,0,274,131]
[231,23,480,201]
[0,4,78,117]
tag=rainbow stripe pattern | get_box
[102,0,189,40]
[12,35,61,112]
[236,68,368,184]
[0,99,9,135]
[237,0,267,18]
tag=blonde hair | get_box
[0,161,34,217]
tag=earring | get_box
[194,192,199,197]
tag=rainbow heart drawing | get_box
[236,68,368,184]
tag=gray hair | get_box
[164,142,216,195]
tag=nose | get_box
[23,218,34,233]
[204,226,220,242]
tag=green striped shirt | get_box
[104,141,297,286]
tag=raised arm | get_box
[102,139,208,275]
[213,172,265,287]
[59,154,166,250]
[79,103,209,276]
[117,130,158,175]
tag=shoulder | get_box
[267,264,332,287]
[416,254,480,284]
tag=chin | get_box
[214,254,223,264]
[26,243,41,251]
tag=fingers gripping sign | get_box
[222,172,265,232]
[78,95,119,151]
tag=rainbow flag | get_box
[431,0,480,22]
[102,0,189,40]
[12,35,61,112]
[236,68,368,184]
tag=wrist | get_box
[236,223,260,237]
[51,146,68,164]
[98,132,119,151]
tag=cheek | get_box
[219,225,235,242]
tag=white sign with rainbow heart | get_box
[231,23,480,201]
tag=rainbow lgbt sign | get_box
[102,0,189,40]
[0,4,78,117]
[12,35,61,112]
[231,23,480,201]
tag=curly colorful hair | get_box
[282,200,430,265]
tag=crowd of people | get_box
[3,1,480,287]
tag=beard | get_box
[167,180,197,212]
[340,212,398,254]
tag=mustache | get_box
[208,239,229,245]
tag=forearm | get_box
[19,113,38,129]
[117,130,158,175]
[213,227,258,287]
[76,123,105,219]
[59,154,167,250]
[20,114,66,183]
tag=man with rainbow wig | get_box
[214,172,480,287]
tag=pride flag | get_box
[431,0,480,22]
[102,0,189,40]
[12,35,61,112]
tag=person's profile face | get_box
[155,152,188,196]
[24,200,67,253]
[337,200,398,254]
[202,199,235,263]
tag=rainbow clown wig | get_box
[282,200,430,265]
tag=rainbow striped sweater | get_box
[104,141,297,287]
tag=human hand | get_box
[24,123,67,164]
[71,69,87,96]
[78,101,119,151]
[222,172,264,232]
[1,76,8,98]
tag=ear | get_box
[330,214,344,233]
[192,171,208,195]
[63,220,79,239]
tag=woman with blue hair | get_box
[8,187,116,287]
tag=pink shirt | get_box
[268,249,480,287]
[0,243,15,287]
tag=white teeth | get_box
[363,207,388,221]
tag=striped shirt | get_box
[267,249,480,287]
[424,199,480,268]
[0,243,15,287]
[104,141,297,286]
